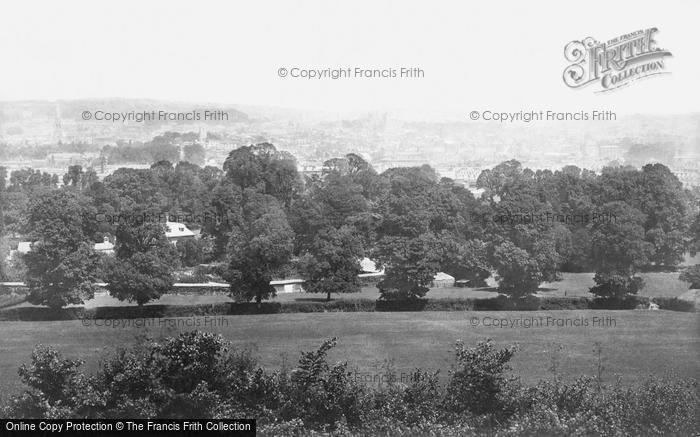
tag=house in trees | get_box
[359,257,385,284]
[431,272,456,288]
[94,236,115,255]
[164,221,196,245]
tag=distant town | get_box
[1,100,699,190]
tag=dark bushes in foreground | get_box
[2,332,698,436]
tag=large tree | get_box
[23,190,101,308]
[299,226,363,301]
[588,201,654,299]
[104,221,178,305]
[373,167,448,300]
[225,192,294,303]
[222,143,301,208]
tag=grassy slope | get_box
[0,310,697,398]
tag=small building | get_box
[360,257,384,274]
[94,236,115,255]
[11,238,115,257]
[164,221,196,244]
[16,242,32,255]
[358,257,385,283]
[431,272,455,288]
[270,278,305,294]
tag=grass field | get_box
[1,310,697,399]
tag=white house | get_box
[431,272,455,288]
[93,236,115,255]
[164,221,196,244]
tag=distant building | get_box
[270,278,305,294]
[164,221,196,244]
[360,257,383,274]
[359,257,385,281]
[6,241,32,262]
[10,238,115,258]
[16,242,32,255]
[431,272,455,288]
[94,236,115,255]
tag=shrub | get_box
[652,296,696,312]
[444,339,517,417]
[3,335,699,435]
[278,338,367,428]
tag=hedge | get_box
[0,294,694,321]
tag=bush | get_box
[652,296,696,312]
[591,295,649,310]
[444,339,517,417]
[473,295,539,311]
[3,334,699,435]
[278,338,367,428]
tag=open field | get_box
[1,310,697,399]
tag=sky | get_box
[0,0,698,117]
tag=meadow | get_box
[1,310,697,400]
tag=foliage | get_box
[679,264,700,289]
[299,226,363,301]
[490,241,543,296]
[444,339,518,416]
[590,272,645,299]
[104,220,177,305]
[225,192,294,303]
[23,190,101,308]
[6,334,696,435]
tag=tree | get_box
[588,201,653,299]
[223,143,301,208]
[375,233,442,300]
[105,251,175,305]
[679,265,700,289]
[176,237,207,267]
[225,193,294,303]
[62,165,84,187]
[373,167,445,300]
[637,163,692,267]
[440,239,490,287]
[299,226,363,301]
[183,143,206,166]
[23,190,101,308]
[490,241,543,296]
[104,221,177,305]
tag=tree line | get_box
[1,143,699,308]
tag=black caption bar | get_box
[1,419,256,437]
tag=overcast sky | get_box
[0,0,698,117]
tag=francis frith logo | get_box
[563,28,672,92]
